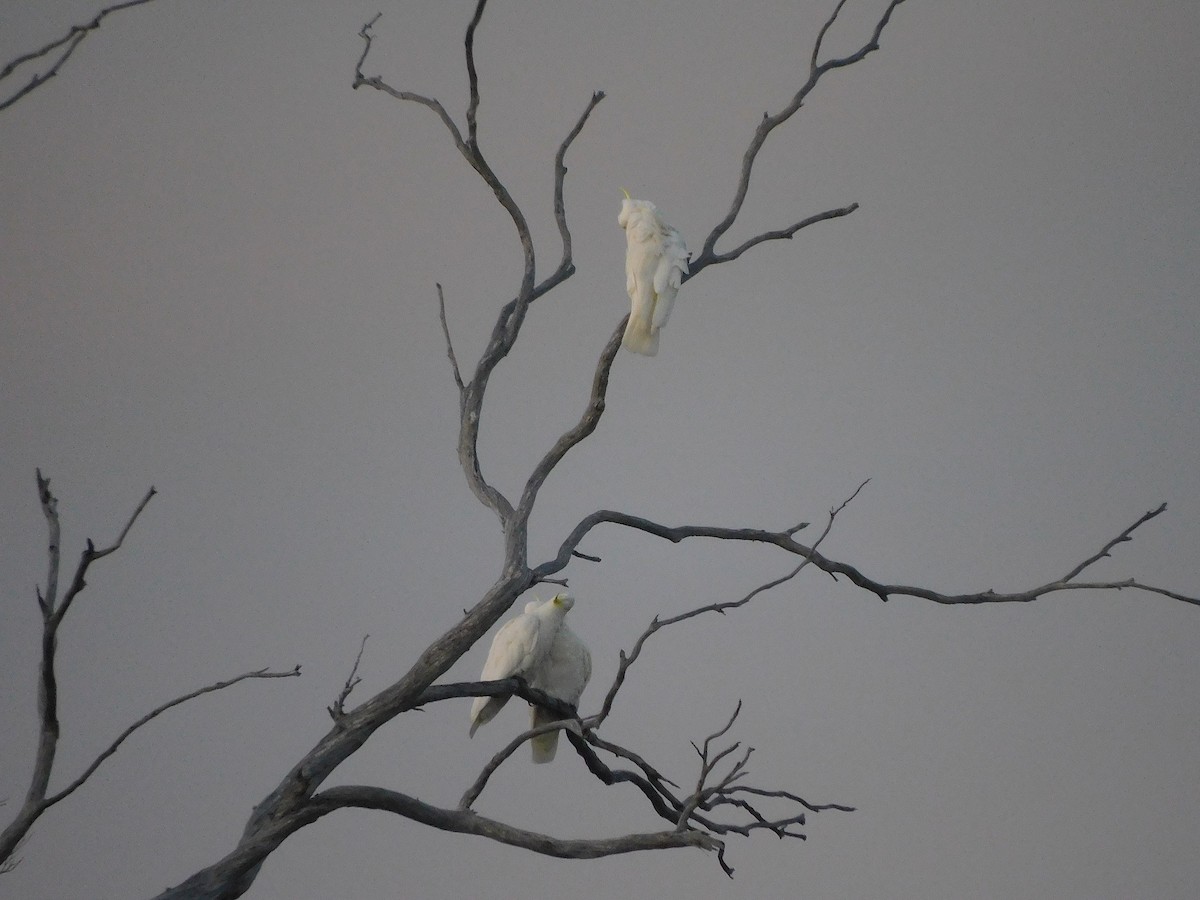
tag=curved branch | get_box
[308,785,721,858]
[687,203,858,276]
[516,321,625,525]
[535,90,607,297]
[353,16,467,152]
[459,716,581,810]
[463,0,486,143]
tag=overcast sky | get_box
[2,2,1198,898]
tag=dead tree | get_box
[3,1,1194,897]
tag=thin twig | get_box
[328,635,370,721]
[1060,503,1167,583]
[436,285,466,391]
[590,481,867,725]
[459,717,580,809]
[0,0,166,112]
[47,667,301,807]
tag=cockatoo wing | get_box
[651,225,689,331]
[469,612,541,736]
[528,623,592,763]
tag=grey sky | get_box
[2,1,1198,898]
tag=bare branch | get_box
[689,0,908,278]
[728,785,856,815]
[537,90,607,297]
[537,503,1195,608]
[588,482,865,727]
[306,785,721,859]
[55,483,156,623]
[20,473,155,833]
[811,0,852,72]
[352,32,467,156]
[516,321,625,522]
[2,474,299,873]
[412,677,576,717]
[1060,502,1167,582]
[328,635,369,721]
[816,0,907,73]
[463,0,487,145]
[0,0,166,112]
[689,204,858,273]
[436,285,466,392]
[47,667,301,808]
[459,716,581,810]
[678,703,746,830]
[35,469,60,616]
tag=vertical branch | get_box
[535,90,606,298]
[463,0,487,145]
[436,285,466,392]
[2,473,157,867]
[28,471,64,807]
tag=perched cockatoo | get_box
[526,599,592,763]
[468,593,574,737]
[618,192,689,356]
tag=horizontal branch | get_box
[534,504,1196,607]
[306,785,721,858]
[412,677,578,718]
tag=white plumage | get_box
[526,605,592,764]
[618,194,689,356]
[468,593,574,737]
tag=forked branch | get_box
[0,0,166,112]
[1,473,299,871]
[688,0,908,279]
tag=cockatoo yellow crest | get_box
[526,598,592,763]
[618,193,689,356]
[468,593,575,737]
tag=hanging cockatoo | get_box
[468,593,574,737]
[526,599,592,763]
[618,191,689,356]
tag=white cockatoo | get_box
[468,593,574,737]
[618,191,689,356]
[526,599,592,764]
